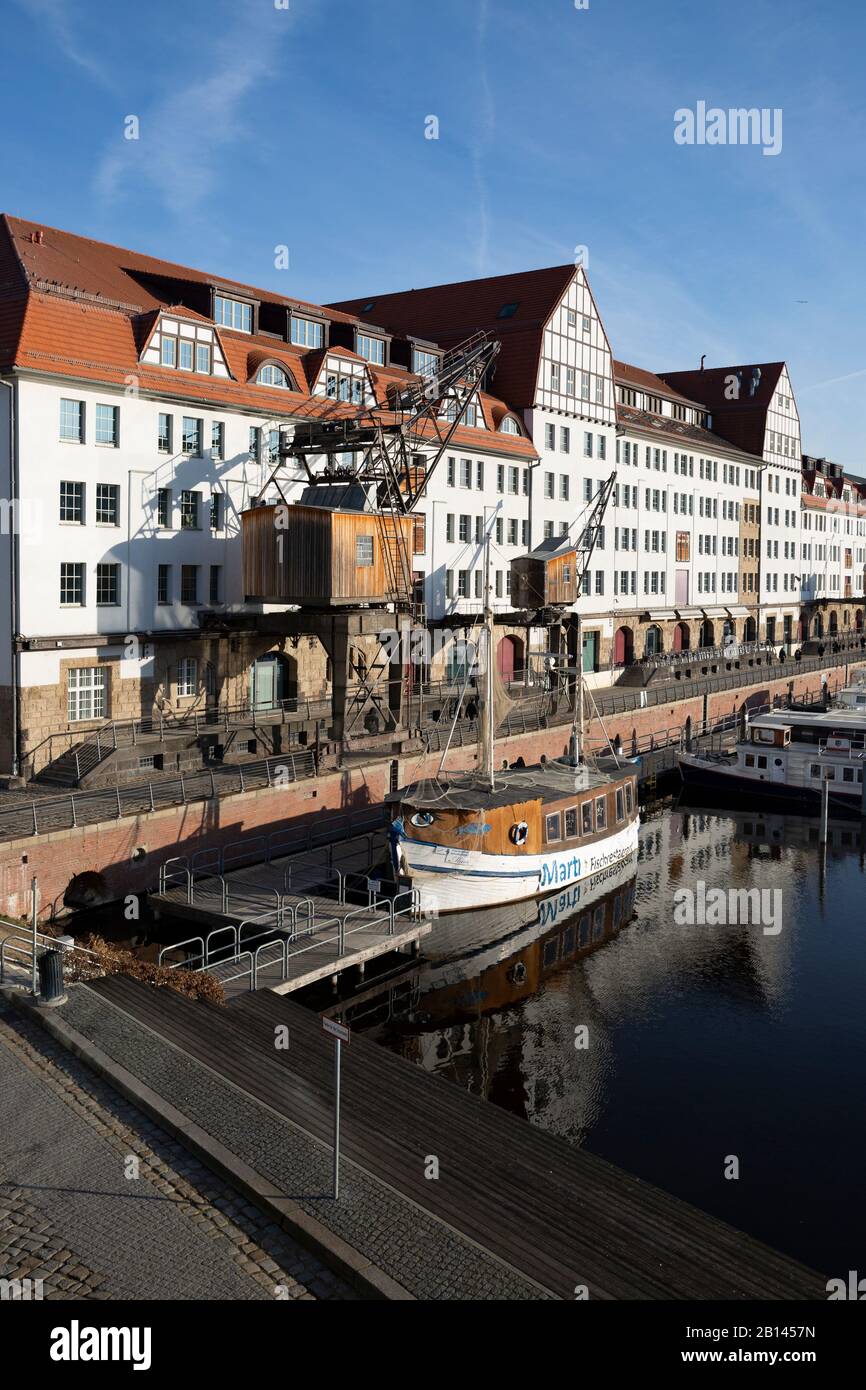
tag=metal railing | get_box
[157,884,420,992]
[0,749,318,846]
[23,698,332,779]
[157,808,387,891]
[0,926,101,987]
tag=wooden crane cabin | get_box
[242,495,414,607]
[510,538,578,610]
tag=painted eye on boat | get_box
[411,812,435,827]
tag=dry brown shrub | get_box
[60,932,225,1005]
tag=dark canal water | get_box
[340,799,866,1278]
[73,796,866,1278]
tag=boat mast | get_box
[484,530,496,791]
[571,611,583,765]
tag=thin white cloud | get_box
[14,0,118,90]
[94,4,294,221]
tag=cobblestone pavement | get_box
[0,999,354,1301]
[59,985,549,1299]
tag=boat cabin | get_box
[396,761,637,858]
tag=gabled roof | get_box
[659,362,786,411]
[330,264,577,407]
[658,362,789,458]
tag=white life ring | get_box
[510,820,529,846]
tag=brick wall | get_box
[3,657,863,923]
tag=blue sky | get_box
[2,0,865,468]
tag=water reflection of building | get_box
[345,801,866,1143]
[355,857,638,1137]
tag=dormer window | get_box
[412,347,439,375]
[257,363,295,389]
[500,416,521,435]
[214,295,253,333]
[290,315,324,348]
[357,332,385,365]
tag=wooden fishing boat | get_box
[389,537,639,914]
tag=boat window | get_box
[545,812,561,842]
[595,796,607,830]
[754,729,776,744]
[563,925,576,954]
[745,753,756,767]
[825,767,836,780]
[625,782,633,814]
[578,914,590,948]
[810,764,821,778]
[843,767,855,782]
[593,907,605,940]
[564,807,578,837]
[581,801,594,835]
[615,788,624,822]
[756,755,768,769]
[774,758,783,767]
[543,938,559,967]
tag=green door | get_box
[250,657,280,711]
[582,631,598,673]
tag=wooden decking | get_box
[150,831,430,996]
[89,974,826,1301]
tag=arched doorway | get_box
[829,611,838,635]
[613,625,634,666]
[699,619,714,648]
[497,634,524,682]
[644,624,663,658]
[672,622,690,653]
[856,610,864,632]
[743,616,757,642]
[799,613,810,641]
[722,619,735,645]
[250,652,296,711]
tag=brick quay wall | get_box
[1,658,863,923]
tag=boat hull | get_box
[677,752,863,808]
[392,818,640,914]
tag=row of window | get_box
[544,781,633,843]
[444,514,530,548]
[445,569,513,600]
[545,425,608,459]
[58,562,221,607]
[444,458,531,495]
[548,365,604,404]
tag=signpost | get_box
[321,1016,350,1198]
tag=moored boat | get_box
[389,524,639,914]
[678,708,866,809]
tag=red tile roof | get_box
[658,363,788,459]
[330,264,577,407]
[614,360,702,407]
[2,213,360,323]
[616,402,762,461]
[0,214,535,458]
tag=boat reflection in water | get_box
[344,853,639,1133]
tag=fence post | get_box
[179,774,186,804]
[116,787,122,819]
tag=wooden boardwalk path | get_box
[89,974,826,1301]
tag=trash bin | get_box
[37,948,66,1005]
